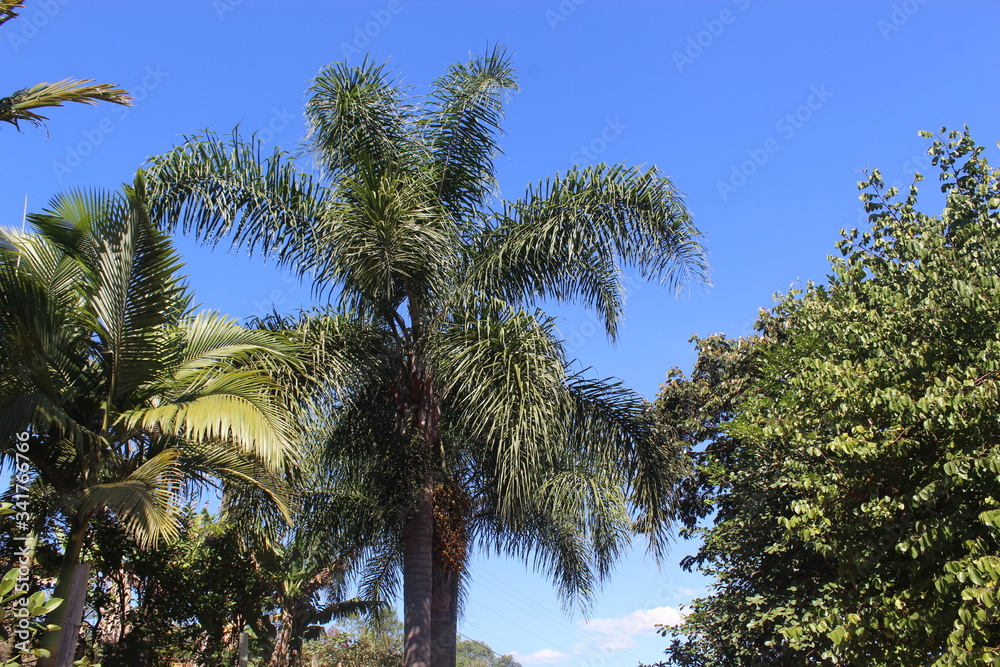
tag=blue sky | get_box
[3,1,1000,664]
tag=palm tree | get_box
[1,1,130,132]
[0,177,300,666]
[145,46,708,667]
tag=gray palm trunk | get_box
[39,512,90,667]
[431,568,459,667]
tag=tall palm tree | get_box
[0,177,300,666]
[1,1,130,132]
[145,46,708,667]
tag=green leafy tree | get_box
[0,1,130,131]
[145,46,707,667]
[654,128,1000,665]
[455,639,522,667]
[0,178,300,665]
[86,509,274,667]
[303,609,404,667]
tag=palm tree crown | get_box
[0,177,301,664]
[146,45,708,667]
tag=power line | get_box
[471,567,650,664]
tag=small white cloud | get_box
[515,648,569,665]
[579,606,684,650]
[512,607,684,666]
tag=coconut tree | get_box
[1,1,131,131]
[144,46,707,667]
[0,177,300,665]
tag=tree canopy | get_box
[654,128,1000,665]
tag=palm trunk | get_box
[430,566,458,667]
[39,512,90,667]
[403,472,435,667]
[267,603,300,667]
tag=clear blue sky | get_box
[4,1,1000,664]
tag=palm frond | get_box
[313,169,459,317]
[77,449,184,548]
[248,308,397,415]
[433,298,567,518]
[423,43,517,215]
[306,57,424,180]
[471,163,708,340]
[144,130,328,273]
[0,78,131,130]
[121,373,295,471]
[0,0,25,27]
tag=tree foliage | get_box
[0,178,300,664]
[654,128,1000,665]
[303,609,405,667]
[455,639,522,667]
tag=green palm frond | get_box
[0,1,25,27]
[314,169,458,316]
[2,177,300,546]
[0,78,131,129]
[77,449,184,548]
[144,131,328,271]
[433,299,567,514]
[306,57,424,180]
[423,43,517,215]
[122,372,294,471]
[177,310,299,373]
[0,234,96,448]
[248,309,397,414]
[472,163,709,340]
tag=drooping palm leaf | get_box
[306,57,424,181]
[144,132,328,273]
[472,163,709,339]
[76,449,184,548]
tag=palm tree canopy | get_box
[144,46,707,665]
[0,176,300,545]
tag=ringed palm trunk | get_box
[39,511,91,667]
